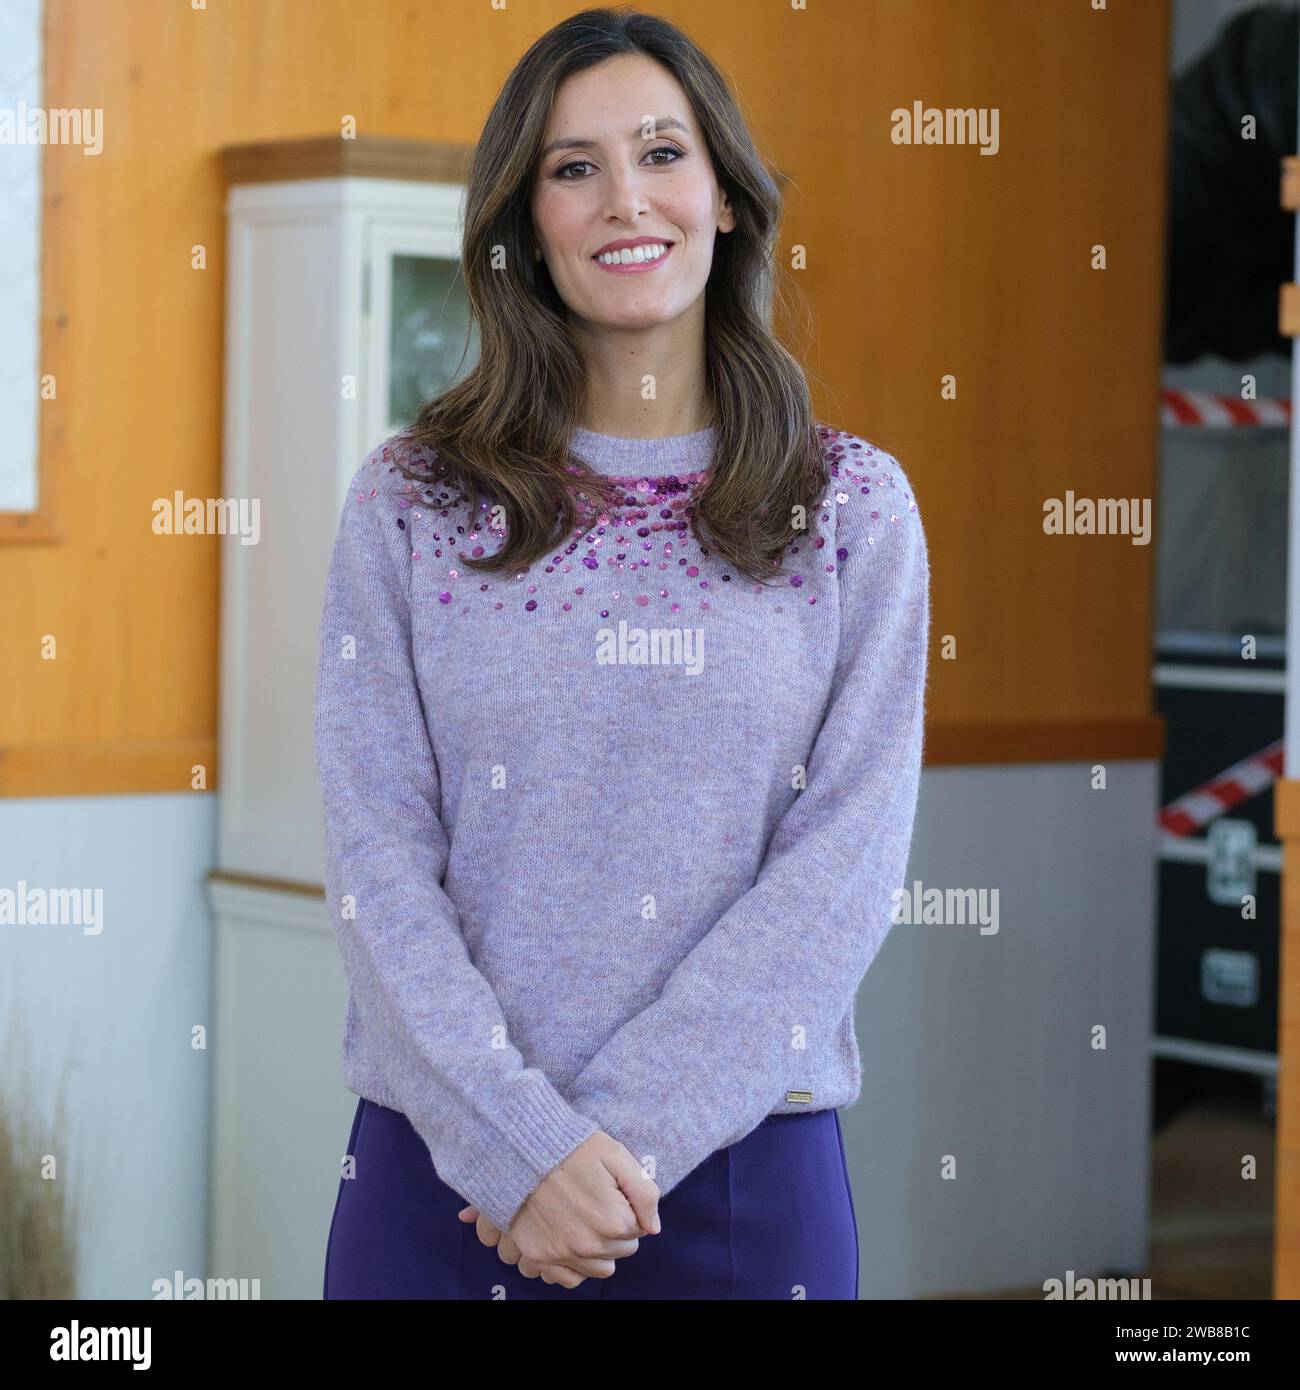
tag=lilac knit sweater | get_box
[312,422,930,1232]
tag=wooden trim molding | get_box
[219,133,474,187]
[0,739,217,798]
[1273,775,1300,1297]
[925,715,1165,765]
[1283,155,1300,213]
[205,867,325,898]
[0,491,60,541]
[1280,282,1300,339]
[1274,775,1300,839]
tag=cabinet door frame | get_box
[362,189,469,453]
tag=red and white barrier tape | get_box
[1158,738,1285,836]
[1161,388,1292,429]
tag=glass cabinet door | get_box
[364,208,479,449]
[387,252,479,429]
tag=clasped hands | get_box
[457,1130,661,1288]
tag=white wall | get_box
[845,761,1158,1297]
[0,793,215,1298]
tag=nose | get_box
[602,159,652,228]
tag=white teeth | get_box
[596,242,669,265]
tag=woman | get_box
[315,5,929,1301]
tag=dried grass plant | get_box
[0,1012,79,1298]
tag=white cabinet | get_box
[217,160,477,884]
[206,139,475,1296]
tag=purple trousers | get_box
[324,1096,860,1300]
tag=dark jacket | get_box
[1167,2,1298,361]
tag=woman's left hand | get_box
[457,1204,578,1281]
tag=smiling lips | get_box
[592,239,674,273]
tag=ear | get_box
[718,191,737,235]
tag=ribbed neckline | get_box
[569,425,717,480]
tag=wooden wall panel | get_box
[0,0,1170,795]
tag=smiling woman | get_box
[378,10,822,587]
[315,3,930,1303]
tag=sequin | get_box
[373,425,915,617]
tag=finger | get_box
[563,1256,618,1279]
[540,1264,586,1289]
[457,1205,480,1223]
[495,1233,522,1266]
[585,1237,641,1261]
[475,1214,503,1249]
[615,1172,662,1235]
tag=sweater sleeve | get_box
[313,445,600,1231]
[562,449,931,1198]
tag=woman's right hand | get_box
[464,1131,661,1287]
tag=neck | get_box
[570,308,711,438]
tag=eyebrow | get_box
[540,116,690,160]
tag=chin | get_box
[607,313,676,331]
[600,296,679,320]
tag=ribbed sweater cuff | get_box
[452,1074,602,1232]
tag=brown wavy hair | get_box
[394,4,828,586]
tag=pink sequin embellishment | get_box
[376,424,915,616]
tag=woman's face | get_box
[530,53,736,332]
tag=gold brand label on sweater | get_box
[785,1090,814,1104]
